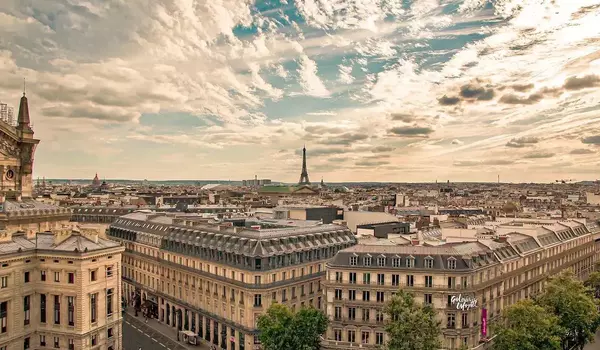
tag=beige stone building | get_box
[0,93,125,350]
[108,212,355,350]
[322,219,599,350]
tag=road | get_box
[586,331,600,350]
[122,314,189,350]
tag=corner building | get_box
[108,212,356,350]
[323,219,598,350]
[0,92,125,350]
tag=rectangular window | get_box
[23,295,30,325]
[106,266,113,277]
[40,335,46,346]
[349,272,356,284]
[424,293,432,304]
[106,289,113,316]
[425,276,433,288]
[90,293,98,323]
[24,337,30,349]
[361,331,370,344]
[425,258,434,269]
[376,310,384,323]
[90,270,97,282]
[24,271,30,283]
[461,313,468,328]
[1,276,7,288]
[448,259,457,269]
[377,257,386,267]
[447,313,456,329]
[349,256,358,266]
[348,307,356,320]
[363,256,371,266]
[392,274,400,286]
[334,329,342,341]
[40,271,46,281]
[362,308,370,322]
[362,291,370,301]
[362,273,370,285]
[68,297,75,326]
[54,272,60,283]
[376,332,384,345]
[68,273,74,284]
[406,258,414,268]
[335,272,343,282]
[40,294,46,323]
[53,337,59,348]
[254,294,262,307]
[377,273,385,285]
[349,290,356,301]
[334,306,342,320]
[0,301,7,333]
[334,289,342,300]
[376,291,385,303]
[53,295,60,325]
[68,339,74,350]
[107,327,114,338]
[406,275,414,287]
[347,330,356,343]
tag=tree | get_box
[536,271,600,350]
[257,304,328,350]
[493,299,562,350]
[585,271,600,299]
[384,290,442,350]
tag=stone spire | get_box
[17,82,33,133]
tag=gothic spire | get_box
[17,81,32,132]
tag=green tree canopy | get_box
[585,271,600,299]
[384,289,442,350]
[257,303,328,350]
[536,271,600,350]
[493,299,562,350]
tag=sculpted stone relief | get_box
[0,132,19,158]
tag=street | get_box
[122,314,189,350]
[585,330,600,350]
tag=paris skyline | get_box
[0,0,599,182]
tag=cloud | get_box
[454,159,514,167]
[318,132,369,145]
[570,148,595,154]
[390,113,416,122]
[297,55,330,98]
[499,92,544,105]
[438,95,461,106]
[372,146,395,153]
[564,74,600,90]
[505,136,539,148]
[459,83,495,101]
[512,83,534,92]
[355,159,390,167]
[304,125,345,135]
[523,151,555,159]
[388,126,434,137]
[451,139,464,145]
[295,147,350,157]
[582,135,600,145]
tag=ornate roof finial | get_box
[23,78,26,96]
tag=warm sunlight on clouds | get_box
[0,0,599,182]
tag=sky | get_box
[0,0,599,183]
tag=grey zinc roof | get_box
[0,232,120,255]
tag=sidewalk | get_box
[124,307,211,350]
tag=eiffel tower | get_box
[298,145,311,185]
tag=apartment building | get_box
[108,211,356,350]
[322,219,598,350]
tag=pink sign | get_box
[481,308,488,338]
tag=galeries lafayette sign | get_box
[451,294,478,311]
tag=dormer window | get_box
[447,257,457,270]
[425,257,434,269]
[363,256,372,267]
[377,256,386,267]
[350,256,358,266]
[392,257,401,268]
[406,257,415,268]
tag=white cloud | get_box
[296,54,330,97]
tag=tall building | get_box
[108,212,356,350]
[0,92,125,350]
[322,219,599,350]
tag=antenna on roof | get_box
[23,78,26,96]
